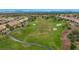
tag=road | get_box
[59,16,79,23]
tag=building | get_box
[7,20,22,30]
[0,16,28,33]
[19,18,28,26]
[6,18,28,30]
[0,24,9,34]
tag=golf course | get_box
[6,16,68,50]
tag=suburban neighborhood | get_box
[0,15,28,34]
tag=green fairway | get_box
[0,34,48,50]
[10,16,68,50]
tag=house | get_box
[0,24,9,34]
[6,20,22,30]
[19,18,28,26]
[6,17,28,30]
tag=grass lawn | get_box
[10,16,68,50]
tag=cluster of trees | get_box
[67,30,79,49]
[28,16,37,21]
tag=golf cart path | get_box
[61,30,71,50]
[7,32,52,50]
[60,16,79,49]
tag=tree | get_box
[70,43,77,50]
